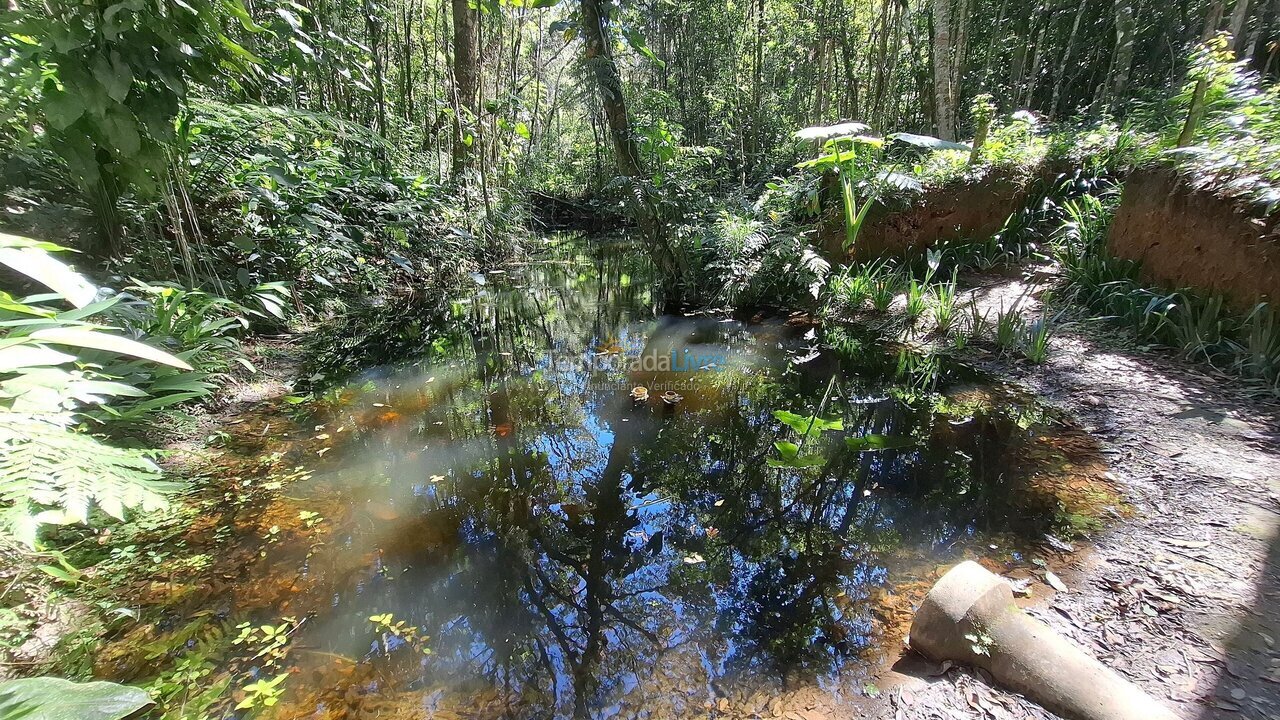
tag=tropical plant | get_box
[794,124,954,252]
[930,270,959,331]
[0,234,196,545]
[1020,314,1056,364]
[0,0,258,254]
[994,306,1024,353]
[0,676,151,720]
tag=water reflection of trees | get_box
[313,245,1068,718]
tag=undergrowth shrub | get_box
[0,234,221,545]
[683,212,830,309]
[1054,191,1280,390]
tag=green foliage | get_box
[1163,36,1280,213]
[794,124,928,252]
[0,677,151,720]
[0,234,210,545]
[0,0,255,250]
[683,212,830,309]
[1055,190,1280,390]
[187,101,484,302]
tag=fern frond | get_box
[0,413,181,547]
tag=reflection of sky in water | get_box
[240,244,1082,719]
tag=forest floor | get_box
[861,269,1280,720]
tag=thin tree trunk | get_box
[1110,0,1137,110]
[1228,0,1252,52]
[364,0,389,154]
[932,0,956,139]
[1050,0,1089,117]
[451,0,479,179]
[1202,0,1227,39]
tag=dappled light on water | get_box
[145,240,1119,719]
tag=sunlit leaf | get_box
[844,435,915,452]
[28,328,194,370]
[0,677,151,720]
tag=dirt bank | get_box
[1109,167,1280,310]
[820,170,1036,262]
[867,271,1280,720]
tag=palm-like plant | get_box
[0,233,205,546]
[794,124,963,252]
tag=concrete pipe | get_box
[909,561,1180,720]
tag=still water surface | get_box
[200,239,1109,719]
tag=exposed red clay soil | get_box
[1109,167,1280,310]
[821,170,1034,262]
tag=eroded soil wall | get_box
[820,170,1034,262]
[1109,167,1280,309]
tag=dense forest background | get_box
[4,0,1278,257]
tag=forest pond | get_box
[159,237,1117,720]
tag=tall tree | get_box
[579,0,643,177]
[1110,0,1137,109]
[932,0,957,139]
[451,0,479,179]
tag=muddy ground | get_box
[856,271,1280,720]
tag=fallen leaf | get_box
[1045,571,1068,592]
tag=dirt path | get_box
[877,274,1280,719]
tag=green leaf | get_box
[768,441,826,468]
[91,52,133,103]
[100,109,141,157]
[621,27,665,67]
[0,345,77,372]
[885,132,970,152]
[43,89,85,130]
[28,328,194,370]
[0,677,152,720]
[774,410,843,438]
[795,122,871,141]
[844,434,915,452]
[0,235,98,308]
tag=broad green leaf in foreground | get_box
[0,677,152,720]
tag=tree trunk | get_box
[1050,0,1089,117]
[1253,0,1279,72]
[364,0,389,154]
[1202,0,1227,40]
[1228,0,1253,52]
[932,0,956,139]
[1110,0,1136,110]
[579,0,685,301]
[451,0,479,179]
[579,0,643,178]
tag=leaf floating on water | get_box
[714,499,725,507]
[683,553,705,564]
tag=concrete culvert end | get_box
[909,561,1181,720]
